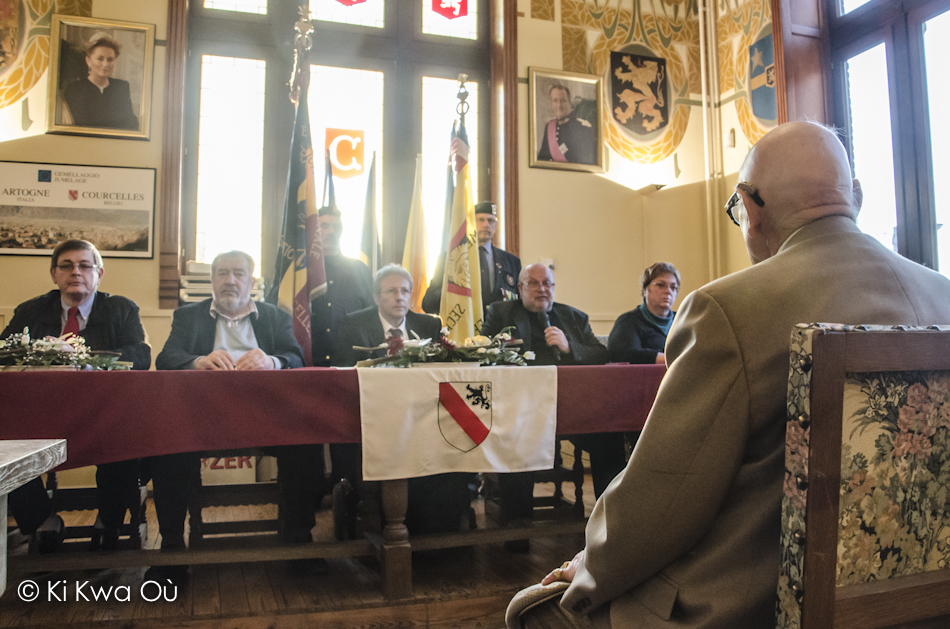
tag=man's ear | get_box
[738,189,764,235]
[852,178,863,214]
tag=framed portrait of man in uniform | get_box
[45,15,155,140]
[528,68,604,173]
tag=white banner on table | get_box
[359,365,557,481]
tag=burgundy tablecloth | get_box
[0,364,665,470]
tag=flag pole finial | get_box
[290,8,314,105]
[456,73,470,126]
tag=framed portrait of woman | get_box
[46,15,155,140]
[528,67,605,173]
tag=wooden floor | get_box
[2,475,595,629]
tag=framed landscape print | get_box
[0,161,155,258]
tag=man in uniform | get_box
[536,84,597,165]
[1,239,150,552]
[422,200,521,315]
[520,122,950,628]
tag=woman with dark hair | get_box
[62,33,138,130]
[608,261,681,365]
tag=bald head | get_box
[736,122,863,262]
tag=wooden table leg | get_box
[1,495,7,596]
[380,479,412,599]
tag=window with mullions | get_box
[183,0,490,284]
[829,0,950,276]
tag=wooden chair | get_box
[777,323,950,629]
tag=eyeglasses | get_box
[56,262,99,272]
[523,280,555,290]
[724,182,765,227]
[649,280,679,292]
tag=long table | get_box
[0,364,665,598]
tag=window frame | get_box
[179,0,491,280]
[827,0,950,270]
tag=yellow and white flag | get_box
[439,121,483,341]
[402,154,429,312]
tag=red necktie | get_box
[63,307,80,337]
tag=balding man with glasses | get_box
[512,122,950,628]
[1,239,150,552]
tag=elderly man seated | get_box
[482,263,626,552]
[149,250,313,582]
[511,122,950,628]
[1,239,150,552]
[336,264,472,535]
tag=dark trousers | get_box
[268,444,325,541]
[147,453,200,549]
[9,461,140,534]
[8,477,52,535]
[498,432,628,523]
[148,446,324,548]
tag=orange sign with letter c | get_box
[325,128,365,180]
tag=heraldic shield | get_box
[749,30,777,123]
[438,381,492,452]
[610,49,669,137]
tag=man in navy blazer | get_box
[1,239,149,552]
[150,250,308,581]
[336,264,471,534]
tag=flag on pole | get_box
[359,152,380,273]
[439,120,483,341]
[267,70,326,367]
[402,154,429,312]
[438,122,456,254]
[322,149,338,212]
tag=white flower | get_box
[495,332,511,341]
[488,348,501,355]
[403,338,431,348]
[524,351,536,360]
[440,327,450,336]
[470,335,491,347]
[476,347,487,354]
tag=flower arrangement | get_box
[355,326,535,368]
[0,328,131,370]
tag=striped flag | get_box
[439,120,483,341]
[438,123,456,254]
[267,84,326,366]
[402,154,429,312]
[359,152,380,273]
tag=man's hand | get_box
[544,326,570,354]
[195,350,236,371]
[656,352,666,365]
[235,348,275,371]
[541,549,585,585]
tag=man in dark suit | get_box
[482,263,625,550]
[309,206,375,367]
[336,264,470,534]
[422,201,521,315]
[151,250,307,581]
[1,239,150,552]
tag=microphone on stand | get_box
[539,311,559,362]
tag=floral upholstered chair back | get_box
[776,324,950,629]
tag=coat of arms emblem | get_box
[438,381,492,452]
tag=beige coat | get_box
[562,216,950,628]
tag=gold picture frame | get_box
[528,67,604,173]
[46,14,155,140]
